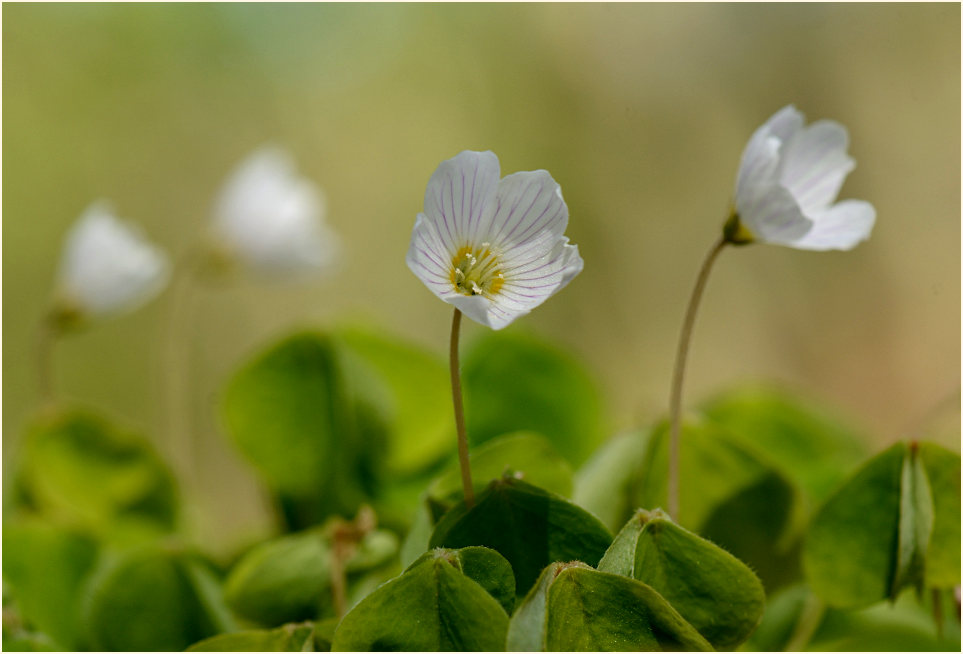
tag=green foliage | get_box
[573,430,649,532]
[598,509,765,649]
[13,408,177,539]
[428,477,612,598]
[331,549,509,651]
[82,546,233,651]
[186,622,316,652]
[637,417,804,591]
[804,441,960,609]
[335,326,452,475]
[700,385,867,503]
[462,330,605,464]
[507,561,712,651]
[224,525,399,626]
[2,523,99,649]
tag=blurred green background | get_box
[4,3,959,548]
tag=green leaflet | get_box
[13,408,177,540]
[2,523,99,650]
[598,509,765,649]
[804,441,959,609]
[507,562,712,652]
[331,549,509,651]
[82,547,232,652]
[186,622,316,652]
[428,477,612,598]
[572,430,650,532]
[406,546,516,614]
[462,330,605,464]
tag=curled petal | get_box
[791,200,876,251]
[779,121,855,214]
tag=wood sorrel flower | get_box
[725,105,876,250]
[211,146,340,277]
[55,202,170,320]
[406,150,583,330]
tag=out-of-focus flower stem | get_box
[667,236,727,519]
[449,308,475,508]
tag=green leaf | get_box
[429,431,574,503]
[406,547,516,615]
[462,330,605,464]
[508,562,712,652]
[222,331,350,496]
[82,547,227,651]
[742,584,811,652]
[1,523,98,649]
[572,430,649,532]
[187,622,316,652]
[598,509,765,649]
[700,385,867,503]
[804,442,905,608]
[919,442,961,587]
[891,443,934,596]
[637,417,804,591]
[428,477,612,598]
[13,408,177,538]
[331,550,509,651]
[335,326,452,475]
[225,530,331,626]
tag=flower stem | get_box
[449,308,475,508]
[37,313,58,405]
[667,236,727,519]
[165,252,200,489]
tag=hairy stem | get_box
[449,308,475,508]
[667,236,727,518]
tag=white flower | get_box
[56,203,170,318]
[211,146,339,277]
[728,105,876,251]
[406,150,583,329]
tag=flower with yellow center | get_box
[407,150,583,329]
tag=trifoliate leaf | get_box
[428,477,612,598]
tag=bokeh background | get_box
[4,3,959,548]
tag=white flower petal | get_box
[212,146,338,276]
[779,121,854,214]
[486,170,568,255]
[57,203,170,317]
[406,213,458,298]
[737,180,812,245]
[790,200,876,251]
[423,150,501,253]
[736,105,804,202]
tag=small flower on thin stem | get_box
[407,150,583,507]
[210,146,340,278]
[54,202,170,322]
[725,104,876,250]
[666,106,876,519]
[407,150,583,330]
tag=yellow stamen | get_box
[450,245,505,297]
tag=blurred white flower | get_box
[212,146,340,277]
[728,105,876,250]
[56,203,170,319]
[406,150,583,329]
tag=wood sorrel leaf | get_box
[507,562,712,652]
[598,509,765,649]
[2,523,99,650]
[83,547,230,651]
[186,622,316,652]
[13,409,177,539]
[335,326,452,475]
[803,441,949,608]
[428,477,612,598]
[637,417,804,591]
[406,546,516,614]
[700,385,867,503]
[918,442,961,588]
[463,330,605,464]
[224,530,331,626]
[572,430,650,532]
[331,550,509,651]
[429,431,574,504]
